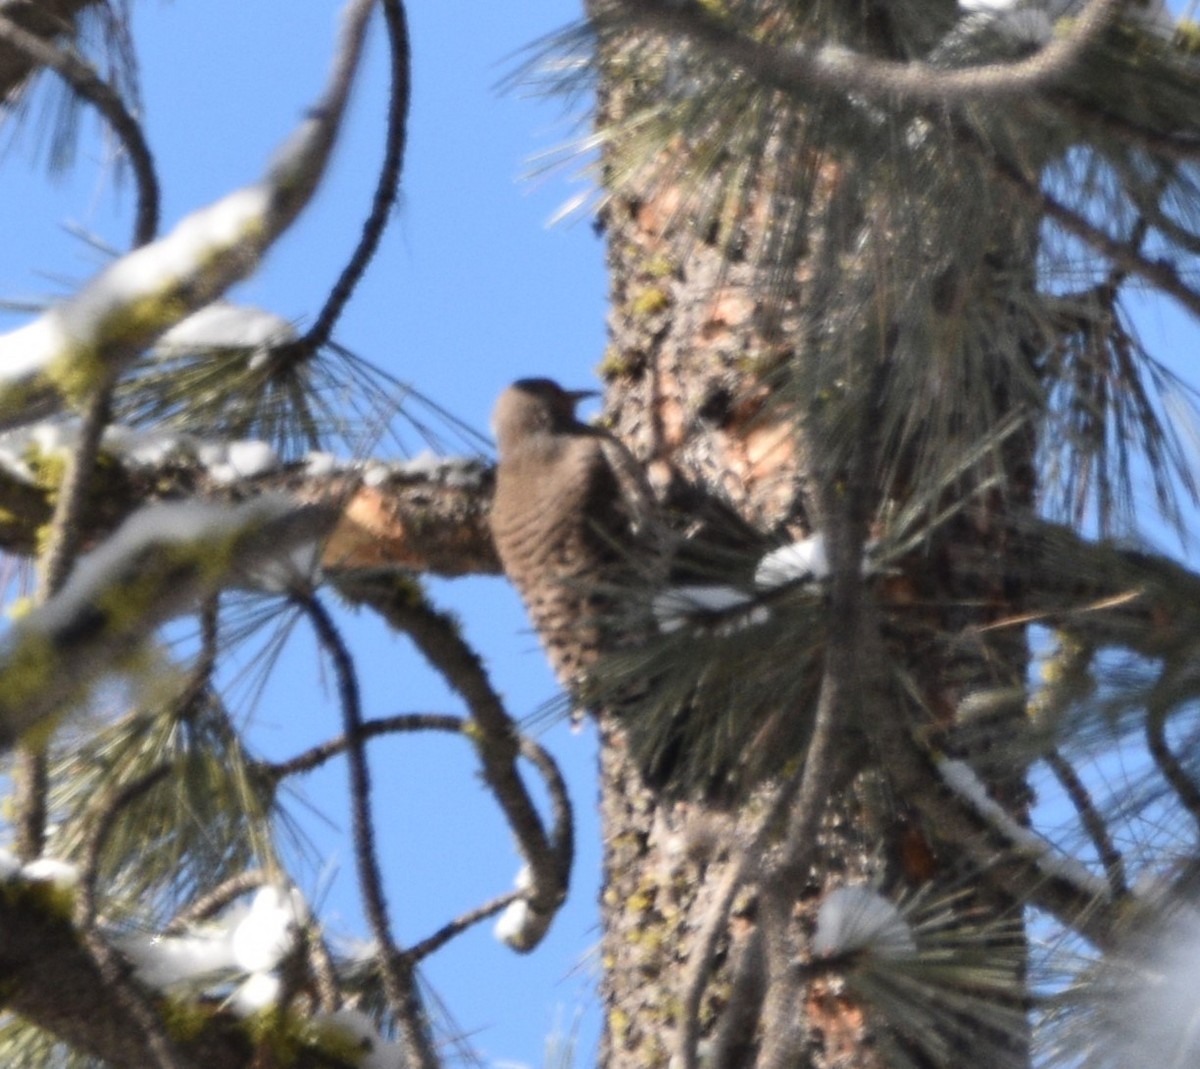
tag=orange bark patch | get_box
[636,184,683,236]
[322,487,413,569]
[700,288,757,342]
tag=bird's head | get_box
[492,378,599,454]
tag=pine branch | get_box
[334,577,573,952]
[304,0,410,352]
[0,0,97,100]
[0,13,159,247]
[294,592,440,1069]
[0,0,377,426]
[600,0,1124,104]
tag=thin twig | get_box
[15,382,115,862]
[265,712,464,780]
[1043,748,1127,899]
[407,890,521,963]
[305,0,410,351]
[296,593,440,1069]
[966,130,1200,322]
[268,709,574,960]
[0,14,159,247]
[1145,700,1200,837]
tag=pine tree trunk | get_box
[588,9,1042,1068]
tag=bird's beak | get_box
[567,389,601,402]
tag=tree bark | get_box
[585,10,1042,1068]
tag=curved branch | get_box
[264,712,465,780]
[0,14,159,247]
[334,576,573,949]
[266,709,575,956]
[304,0,410,351]
[1145,698,1200,836]
[163,870,267,935]
[1043,748,1127,899]
[607,0,1123,105]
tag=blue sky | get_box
[3,3,1200,1068]
[2,2,609,1065]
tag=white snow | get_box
[304,451,339,477]
[223,440,280,482]
[103,425,189,467]
[494,899,533,946]
[202,440,280,485]
[229,971,283,1015]
[314,1008,405,1068]
[937,758,1110,897]
[114,929,239,989]
[494,863,552,951]
[0,186,273,387]
[21,857,81,890]
[362,463,390,488]
[0,847,20,878]
[230,885,306,973]
[398,450,444,477]
[113,883,306,996]
[652,585,760,633]
[1100,906,1200,1067]
[813,885,916,959]
[155,302,296,354]
[755,533,831,588]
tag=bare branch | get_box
[335,576,573,950]
[264,712,465,781]
[606,0,1124,106]
[295,593,440,1069]
[407,890,520,963]
[0,14,159,246]
[1043,748,1128,898]
[1145,698,1200,836]
[305,0,410,352]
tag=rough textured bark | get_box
[584,13,1042,1069]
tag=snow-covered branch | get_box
[0,0,377,427]
[0,497,337,752]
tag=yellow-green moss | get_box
[596,345,635,381]
[0,631,57,721]
[643,254,675,279]
[630,287,671,317]
[607,1008,630,1044]
[1175,19,1200,53]
[45,344,113,409]
[159,997,219,1043]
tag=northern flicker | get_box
[489,378,658,713]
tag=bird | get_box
[489,378,659,719]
